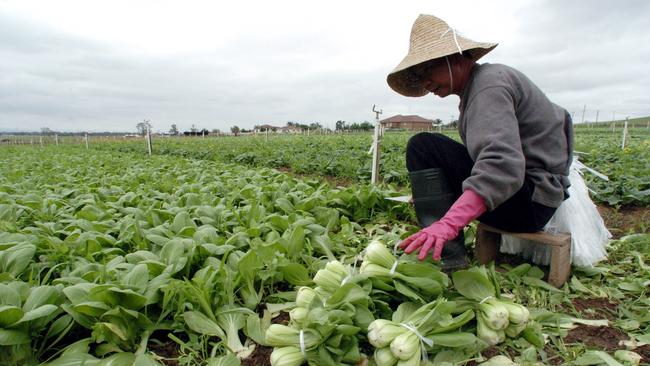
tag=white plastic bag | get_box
[500,158,611,266]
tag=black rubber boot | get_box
[409,168,468,271]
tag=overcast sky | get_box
[1,0,649,133]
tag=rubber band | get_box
[341,275,351,285]
[389,261,398,275]
[479,296,494,304]
[399,323,434,347]
[299,330,307,356]
[400,322,433,362]
[393,241,401,256]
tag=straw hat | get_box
[387,14,498,97]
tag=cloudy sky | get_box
[1,0,649,133]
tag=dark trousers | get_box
[406,132,556,232]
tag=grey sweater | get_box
[458,63,573,210]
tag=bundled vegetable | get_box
[368,299,478,366]
[360,240,448,304]
[452,267,538,347]
[266,260,371,366]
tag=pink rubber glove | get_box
[400,189,487,261]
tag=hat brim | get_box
[387,44,497,97]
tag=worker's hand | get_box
[400,190,487,261]
[399,220,459,261]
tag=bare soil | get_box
[597,205,650,238]
[564,324,628,351]
[148,339,180,366]
[242,345,273,366]
[571,297,619,320]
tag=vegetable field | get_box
[86,125,650,207]
[0,128,649,366]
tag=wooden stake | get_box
[621,117,629,150]
[146,128,153,155]
[370,105,383,184]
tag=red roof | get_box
[380,115,434,124]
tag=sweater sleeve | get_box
[461,86,525,210]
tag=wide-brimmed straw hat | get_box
[387,14,498,97]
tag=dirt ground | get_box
[597,205,650,238]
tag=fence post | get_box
[55,134,59,146]
[85,133,89,149]
[370,105,383,184]
[621,117,629,150]
[146,128,153,156]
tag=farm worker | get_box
[388,14,573,270]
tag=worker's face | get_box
[406,58,453,98]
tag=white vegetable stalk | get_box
[364,240,396,269]
[614,350,641,366]
[478,299,509,330]
[289,307,308,326]
[270,346,305,366]
[500,302,530,325]
[368,319,407,348]
[480,355,519,366]
[313,261,348,293]
[359,263,394,278]
[265,324,321,349]
[295,286,319,308]
[374,347,398,366]
[325,260,348,278]
[477,314,504,346]
[504,322,527,338]
[390,331,421,361]
[396,351,422,366]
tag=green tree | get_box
[359,121,373,130]
[231,125,240,136]
[169,124,179,135]
[136,120,152,136]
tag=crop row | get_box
[86,129,650,207]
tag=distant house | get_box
[277,125,302,134]
[255,124,277,132]
[380,115,435,131]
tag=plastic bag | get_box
[500,158,611,266]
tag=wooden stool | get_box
[474,223,572,287]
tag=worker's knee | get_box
[407,132,446,151]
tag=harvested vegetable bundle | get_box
[360,240,448,304]
[266,260,371,366]
[452,267,540,347]
[368,299,478,366]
